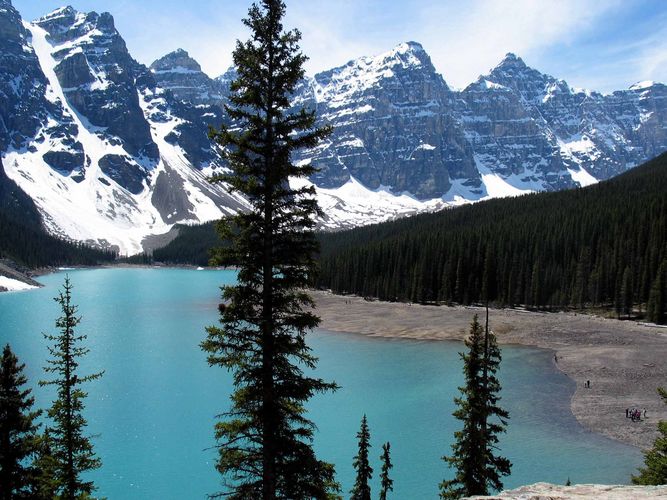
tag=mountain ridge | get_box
[2,3,667,252]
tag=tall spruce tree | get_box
[0,344,41,499]
[201,1,338,498]
[351,415,372,500]
[379,442,393,500]
[40,277,103,499]
[440,315,511,499]
[632,387,667,485]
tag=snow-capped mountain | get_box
[2,1,667,253]
[0,2,246,254]
[293,42,479,200]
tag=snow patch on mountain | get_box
[290,176,451,230]
[568,167,598,187]
[2,22,166,254]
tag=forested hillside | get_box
[317,153,667,323]
[152,222,222,266]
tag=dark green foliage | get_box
[317,153,667,322]
[647,262,667,324]
[39,277,103,499]
[0,159,41,229]
[31,430,59,500]
[128,221,232,266]
[351,415,372,500]
[0,211,116,269]
[118,252,154,265]
[379,442,393,500]
[201,1,338,498]
[152,222,224,266]
[0,344,41,499]
[632,387,667,485]
[441,315,511,499]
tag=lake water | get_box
[0,268,642,498]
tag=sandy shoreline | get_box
[313,290,667,451]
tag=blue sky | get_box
[12,0,667,92]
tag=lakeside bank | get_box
[313,290,667,450]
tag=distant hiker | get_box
[644,409,647,418]
[626,408,629,418]
[554,353,558,363]
[586,380,590,388]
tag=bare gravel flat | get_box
[313,290,667,450]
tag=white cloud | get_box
[410,0,622,88]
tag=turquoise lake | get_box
[0,268,642,498]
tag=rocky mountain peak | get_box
[488,52,543,83]
[497,52,526,68]
[37,5,77,21]
[150,48,203,73]
[35,6,118,44]
[482,52,564,104]
[380,40,433,70]
[311,40,445,105]
[35,5,80,34]
[150,49,227,108]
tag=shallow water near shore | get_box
[0,268,642,498]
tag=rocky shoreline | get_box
[464,482,667,499]
[313,290,667,451]
[0,259,42,291]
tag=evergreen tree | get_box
[31,430,59,500]
[441,315,511,499]
[379,442,393,500]
[632,387,667,485]
[351,415,372,500]
[620,266,633,318]
[0,344,41,499]
[40,277,103,499]
[647,261,666,324]
[315,152,667,316]
[201,1,338,498]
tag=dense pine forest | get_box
[0,211,117,268]
[317,153,667,323]
[153,222,221,266]
[0,161,117,268]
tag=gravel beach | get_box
[313,290,667,450]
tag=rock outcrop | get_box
[464,482,667,499]
[150,48,226,107]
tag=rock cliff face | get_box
[457,54,667,191]
[0,2,246,253]
[292,50,667,199]
[2,1,667,252]
[33,6,157,191]
[150,48,226,107]
[0,0,81,176]
[294,42,479,199]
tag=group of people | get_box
[626,407,646,421]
